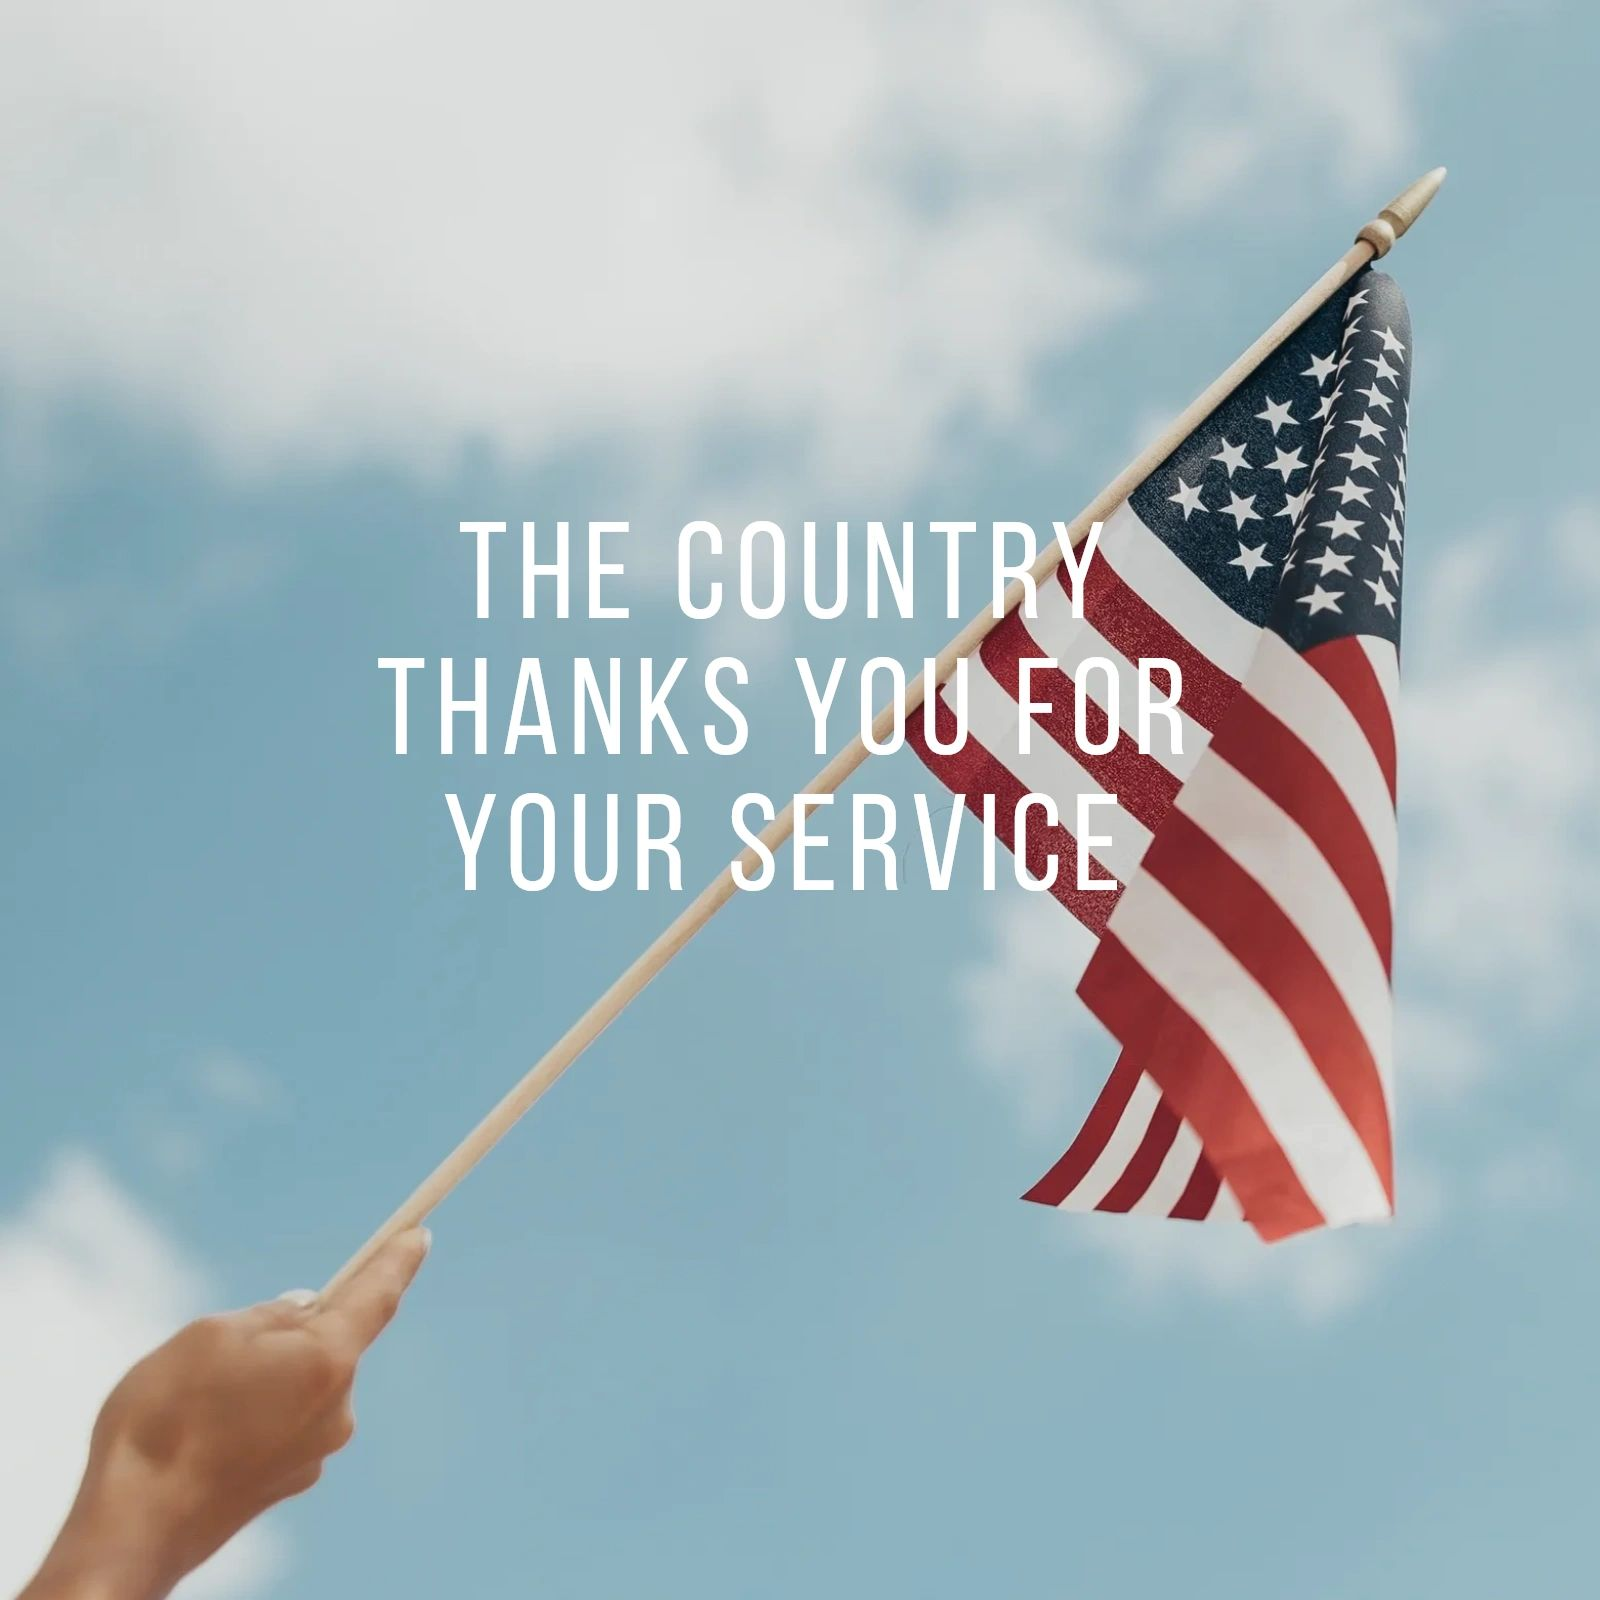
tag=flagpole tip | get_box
[1357,166,1447,258]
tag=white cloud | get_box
[955,893,1103,1130]
[1477,1138,1576,1215]
[1070,1163,1443,1321]
[0,1152,284,1599]
[1394,997,1490,1108]
[0,1,1433,487]
[192,1051,281,1116]
[3,541,279,664]
[133,1052,283,1184]
[1401,504,1600,1022]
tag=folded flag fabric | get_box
[910,269,1410,1240]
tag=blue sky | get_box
[3,3,1598,1596]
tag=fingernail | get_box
[419,1227,433,1255]
[277,1288,318,1308]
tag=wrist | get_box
[23,1476,187,1600]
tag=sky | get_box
[2,2,1598,1595]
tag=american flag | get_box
[911,269,1410,1240]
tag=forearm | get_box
[18,1501,178,1600]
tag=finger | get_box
[271,1461,325,1501]
[317,1227,431,1353]
[234,1292,317,1333]
[320,1399,357,1455]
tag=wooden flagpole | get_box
[322,166,1446,1298]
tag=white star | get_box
[1331,479,1373,507]
[1359,383,1393,413]
[1344,413,1387,441]
[1168,477,1206,520]
[1377,542,1401,578]
[1319,511,1363,541]
[1366,351,1402,386]
[1266,445,1306,482]
[1309,546,1354,577]
[1375,325,1407,358]
[1220,490,1259,530]
[1296,584,1344,616]
[1339,443,1380,476]
[1277,488,1311,525]
[1365,577,1397,614]
[1346,287,1369,311]
[1211,438,1250,476]
[1342,318,1364,345]
[1315,384,1344,421]
[1256,397,1297,434]
[1229,541,1274,580]
[1303,351,1337,385]
[1382,509,1404,547]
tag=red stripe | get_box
[979,607,1181,831]
[1210,693,1393,971]
[1076,554,1238,730]
[1075,934,1325,1240]
[1306,636,1397,802]
[909,698,1122,932]
[1168,1151,1222,1221]
[1143,809,1394,1202]
[1022,1055,1142,1207]
[1095,1096,1181,1213]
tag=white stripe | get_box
[1024,575,1209,779]
[1128,1115,1205,1216]
[1246,632,1399,894]
[1057,1073,1161,1211]
[1207,1181,1244,1222]
[961,664,1152,883]
[1359,635,1400,728]
[1111,873,1392,1226]
[1096,502,1261,678]
[1175,754,1394,1102]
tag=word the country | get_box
[458,517,1103,621]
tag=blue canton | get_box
[1128,268,1410,654]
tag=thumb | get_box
[317,1227,432,1353]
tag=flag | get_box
[911,268,1409,1240]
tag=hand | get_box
[19,1228,430,1600]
